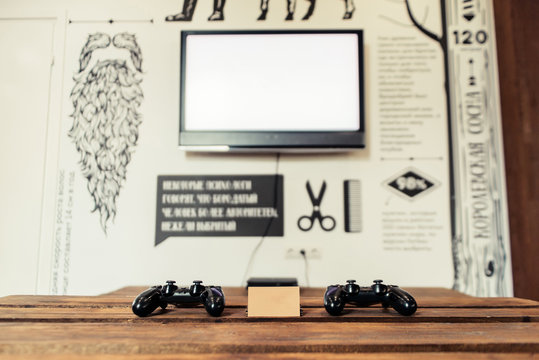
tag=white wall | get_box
[0,0,509,297]
[0,16,57,295]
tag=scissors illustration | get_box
[297,181,336,231]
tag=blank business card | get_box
[247,286,300,317]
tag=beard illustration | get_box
[69,32,143,233]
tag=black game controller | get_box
[132,280,225,317]
[324,279,417,316]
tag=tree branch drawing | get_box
[404,0,509,296]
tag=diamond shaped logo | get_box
[383,168,439,200]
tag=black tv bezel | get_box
[179,29,365,151]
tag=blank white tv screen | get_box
[182,32,362,132]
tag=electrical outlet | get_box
[285,247,322,259]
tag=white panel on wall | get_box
[0,19,55,296]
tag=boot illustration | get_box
[208,0,226,21]
[165,0,198,21]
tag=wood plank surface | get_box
[0,288,538,358]
[0,305,537,323]
[493,0,539,303]
[0,354,537,360]
[1,288,537,308]
[0,322,538,354]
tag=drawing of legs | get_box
[302,0,316,20]
[285,0,296,20]
[343,0,355,19]
[165,0,198,21]
[69,33,143,233]
[259,0,316,21]
[208,0,226,20]
[258,0,269,20]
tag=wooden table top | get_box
[0,287,537,359]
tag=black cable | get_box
[241,153,281,286]
[300,249,310,287]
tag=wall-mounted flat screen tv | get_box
[179,30,365,151]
